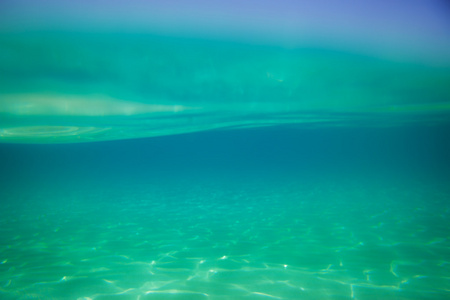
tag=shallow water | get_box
[1,126,449,299]
[1,4,450,297]
[1,32,450,143]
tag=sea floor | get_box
[0,174,449,300]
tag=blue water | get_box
[1,9,450,297]
[1,125,449,299]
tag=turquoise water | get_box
[1,32,450,143]
[1,126,449,299]
[1,21,450,300]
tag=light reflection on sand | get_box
[0,179,449,299]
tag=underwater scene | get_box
[1,1,450,299]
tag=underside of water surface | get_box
[1,31,450,143]
[1,1,450,300]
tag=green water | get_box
[1,167,449,300]
[1,32,450,143]
[1,126,450,299]
[1,30,450,299]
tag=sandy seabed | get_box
[0,177,449,300]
